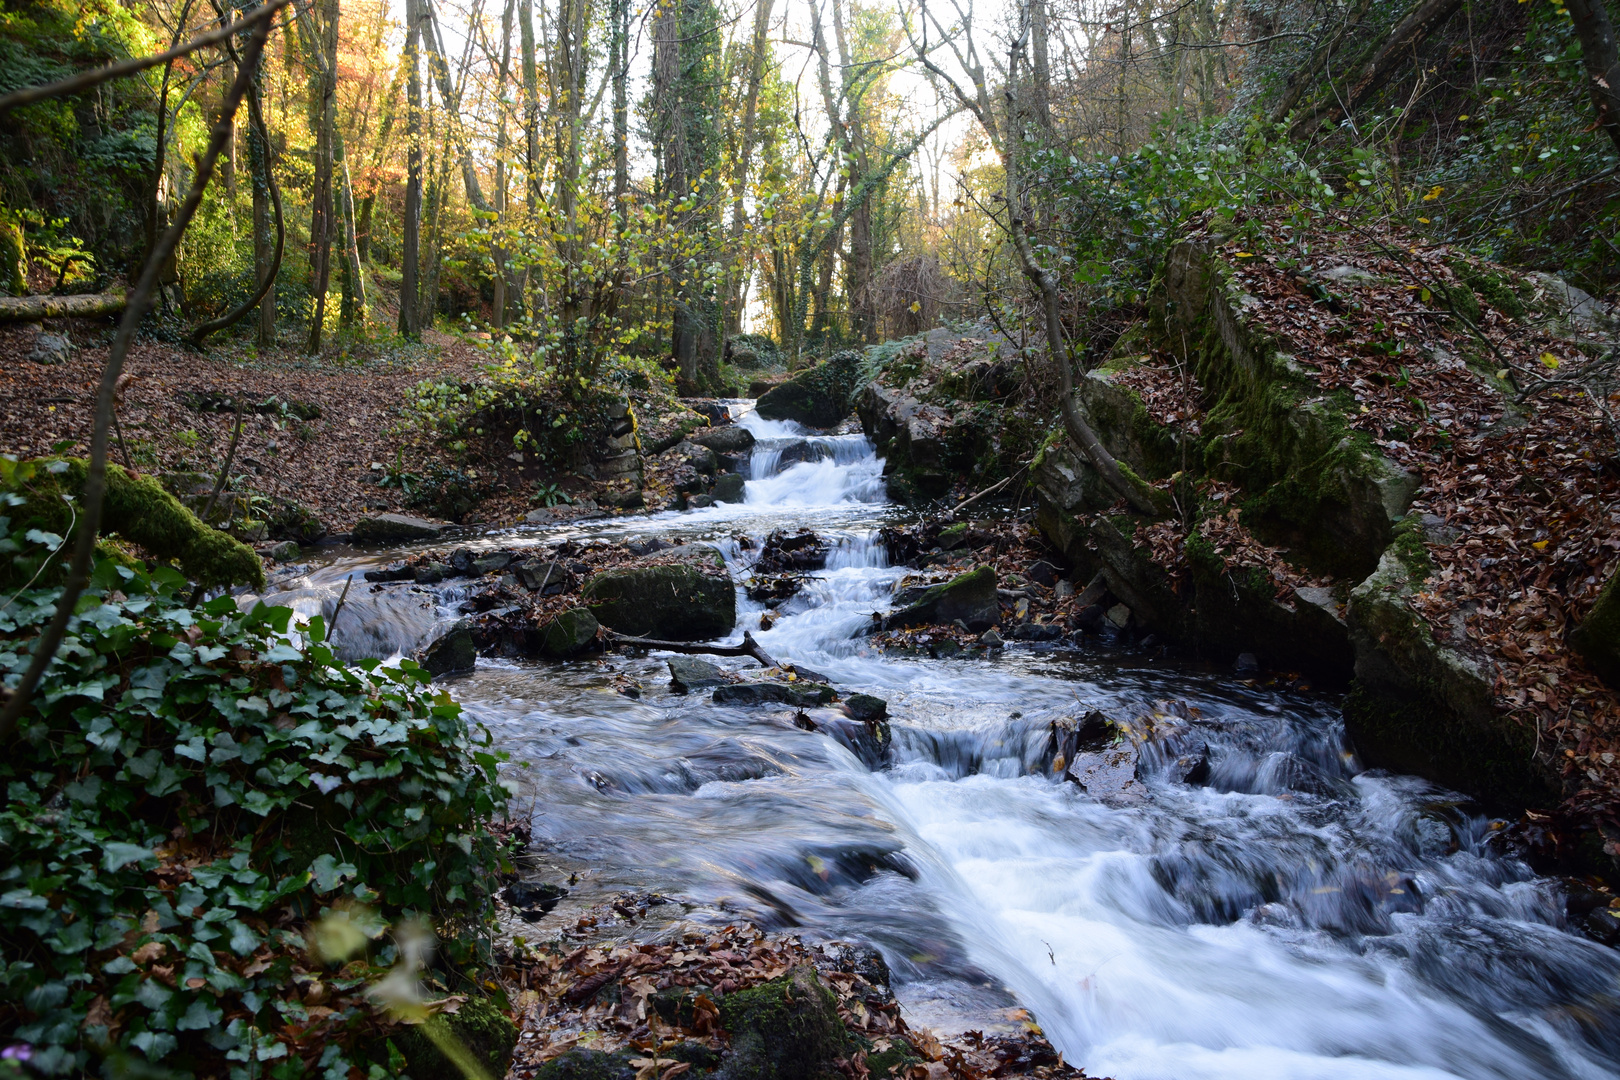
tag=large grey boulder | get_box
[691,426,756,453]
[668,656,727,691]
[885,566,998,631]
[711,473,746,503]
[756,350,864,428]
[581,545,734,640]
[350,513,452,544]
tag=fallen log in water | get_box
[604,629,781,669]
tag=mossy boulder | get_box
[1160,241,1418,579]
[5,459,262,590]
[538,607,600,657]
[1570,567,1620,690]
[885,565,998,631]
[390,999,519,1080]
[1345,547,1561,813]
[717,966,852,1080]
[582,548,734,640]
[712,681,834,707]
[757,350,864,428]
[419,621,477,676]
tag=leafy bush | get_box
[405,464,491,523]
[0,508,513,1076]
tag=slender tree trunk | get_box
[1029,0,1052,131]
[725,0,774,336]
[303,0,339,352]
[250,80,275,347]
[357,63,404,263]
[1567,0,1620,157]
[400,0,423,339]
[493,0,517,325]
[519,0,543,313]
[337,136,365,324]
[831,0,875,344]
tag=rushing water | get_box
[269,404,1620,1080]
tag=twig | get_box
[328,575,354,636]
[202,410,246,524]
[0,12,274,743]
[0,0,291,116]
[946,474,1013,519]
[604,630,780,669]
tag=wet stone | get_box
[668,656,728,692]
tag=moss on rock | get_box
[5,459,262,590]
[390,999,519,1080]
[582,561,735,640]
[757,350,864,428]
[717,966,852,1080]
[1571,568,1620,690]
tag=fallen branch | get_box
[0,291,128,323]
[604,630,780,669]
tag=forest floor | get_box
[0,319,501,532]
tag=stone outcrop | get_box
[885,566,998,632]
[581,545,735,640]
[756,350,864,428]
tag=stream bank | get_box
[857,220,1620,876]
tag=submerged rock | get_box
[713,682,834,707]
[843,694,888,723]
[885,565,998,632]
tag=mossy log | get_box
[0,291,127,322]
[8,460,262,590]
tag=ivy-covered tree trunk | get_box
[249,87,276,346]
[1566,0,1620,157]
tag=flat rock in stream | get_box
[350,512,453,544]
[713,682,834,707]
[582,545,734,640]
[668,656,728,691]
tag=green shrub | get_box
[0,518,513,1076]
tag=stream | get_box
[270,403,1620,1080]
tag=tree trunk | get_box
[303,0,339,352]
[1567,0,1620,157]
[1004,35,1157,516]
[1028,0,1052,131]
[399,0,424,340]
[831,0,876,344]
[357,62,404,263]
[519,0,543,310]
[249,36,275,347]
[337,138,365,325]
[725,0,774,336]
[492,0,517,326]
[1290,0,1463,137]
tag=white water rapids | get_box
[271,403,1620,1080]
